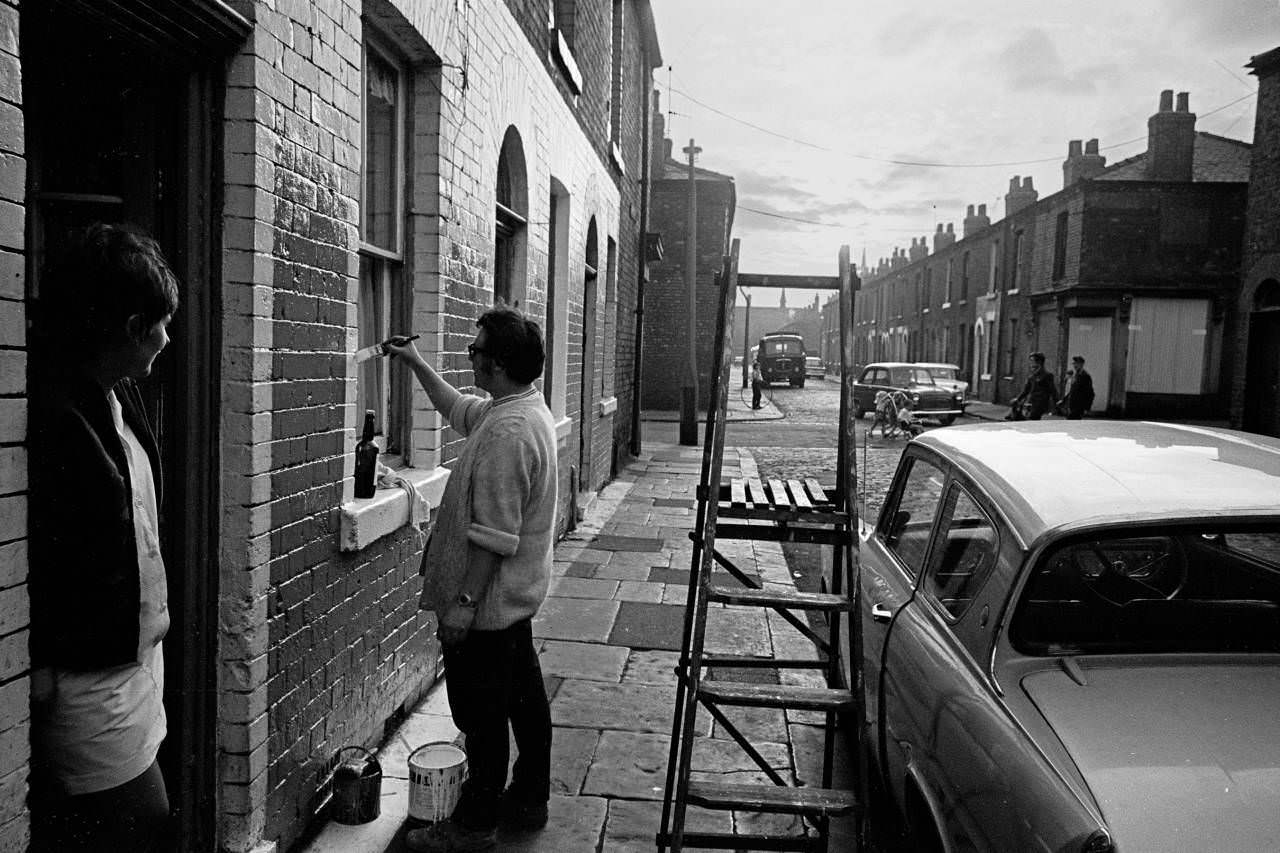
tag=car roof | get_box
[862,362,918,369]
[914,362,959,370]
[914,421,1280,545]
[760,332,803,339]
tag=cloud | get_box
[1162,0,1280,49]
[998,29,1097,95]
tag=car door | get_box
[860,451,947,786]
[855,366,879,412]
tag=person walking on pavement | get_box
[751,359,764,409]
[1059,355,1095,420]
[387,305,558,853]
[29,223,180,852]
[1011,351,1057,420]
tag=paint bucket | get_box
[408,741,468,824]
[330,746,382,825]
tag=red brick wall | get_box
[0,2,28,847]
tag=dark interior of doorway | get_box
[23,5,222,849]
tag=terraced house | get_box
[0,0,661,849]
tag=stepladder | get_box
[657,242,864,852]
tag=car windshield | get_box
[890,367,937,386]
[1011,525,1280,655]
[928,367,957,381]
[763,338,803,355]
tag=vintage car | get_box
[805,355,825,380]
[915,361,968,411]
[757,331,807,387]
[853,362,963,425]
[846,421,1280,853]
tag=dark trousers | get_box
[33,758,169,852]
[751,380,763,408]
[443,618,551,830]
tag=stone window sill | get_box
[1007,288,1020,296]
[941,302,952,309]
[597,396,617,416]
[555,415,572,441]
[550,28,582,95]
[610,142,624,174]
[339,466,450,553]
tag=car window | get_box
[909,368,936,385]
[1011,524,1280,655]
[889,368,908,385]
[1221,533,1280,568]
[923,485,999,619]
[879,456,947,579]
[930,367,957,381]
[762,338,803,355]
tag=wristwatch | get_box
[455,592,479,609]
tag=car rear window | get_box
[763,338,803,355]
[1011,526,1280,655]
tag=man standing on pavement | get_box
[386,305,557,853]
[1011,351,1057,421]
[1060,355,1095,420]
[751,359,764,409]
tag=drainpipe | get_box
[630,82,653,457]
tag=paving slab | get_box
[496,794,607,852]
[615,580,665,603]
[704,606,772,657]
[602,797,731,852]
[551,679,677,734]
[537,640,628,683]
[532,596,619,643]
[620,649,680,686]
[589,561,654,582]
[547,576,619,600]
[590,534,666,552]
[608,601,685,651]
[549,726,599,796]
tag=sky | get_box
[648,0,1279,306]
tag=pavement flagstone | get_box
[302,428,838,853]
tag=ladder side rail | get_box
[666,240,740,852]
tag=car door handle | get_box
[871,602,895,623]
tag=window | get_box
[609,0,623,145]
[944,259,953,303]
[1052,211,1069,280]
[924,485,999,619]
[495,127,528,306]
[1009,230,1023,292]
[879,456,947,578]
[987,242,998,294]
[359,33,408,454]
[923,266,933,306]
[959,251,969,301]
[550,0,577,44]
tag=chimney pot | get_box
[1023,176,1035,189]
[1009,175,1020,191]
[966,203,975,216]
[1159,89,1174,111]
[978,203,987,217]
[946,223,954,234]
[936,223,944,233]
[1176,91,1190,112]
[1085,138,1100,154]
[1068,139,1083,157]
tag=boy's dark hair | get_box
[476,303,545,383]
[1029,351,1046,364]
[43,222,180,355]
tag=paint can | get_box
[330,746,382,825]
[407,741,468,824]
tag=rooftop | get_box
[1094,131,1252,183]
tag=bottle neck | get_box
[361,414,375,442]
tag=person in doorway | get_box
[29,223,180,852]
[1010,351,1057,420]
[751,359,764,409]
[386,305,557,853]
[1060,355,1095,420]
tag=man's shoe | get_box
[499,788,549,832]
[405,819,496,852]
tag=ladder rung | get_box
[655,830,822,851]
[699,681,854,711]
[685,781,859,817]
[707,584,852,611]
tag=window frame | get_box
[877,453,949,582]
[921,481,1001,622]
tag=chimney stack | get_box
[1005,174,1039,216]
[1063,137,1107,187]
[963,203,990,237]
[908,236,928,261]
[933,223,957,251]
[1147,89,1196,181]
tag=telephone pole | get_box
[679,138,701,445]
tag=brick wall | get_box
[642,175,734,410]
[0,2,27,848]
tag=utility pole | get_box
[740,289,751,388]
[679,138,701,445]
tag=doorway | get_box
[1244,294,1280,437]
[1067,316,1112,412]
[579,219,599,493]
[23,3,239,848]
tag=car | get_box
[757,332,807,387]
[805,356,825,380]
[843,421,1280,853]
[852,362,963,425]
[915,361,968,411]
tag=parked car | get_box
[853,362,963,425]
[757,332,807,387]
[805,356,825,380]
[915,361,968,411]
[843,421,1280,853]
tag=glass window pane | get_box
[880,457,947,578]
[358,256,388,435]
[925,487,999,618]
[364,47,398,251]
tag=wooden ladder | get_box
[656,243,863,852]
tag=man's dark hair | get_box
[1029,351,1046,364]
[42,222,180,355]
[476,303,545,383]
[1072,355,1085,364]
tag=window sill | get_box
[597,396,618,417]
[941,302,952,309]
[1006,289,1020,296]
[610,142,625,174]
[550,28,583,95]
[555,415,573,441]
[339,466,450,553]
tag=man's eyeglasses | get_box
[467,343,488,359]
